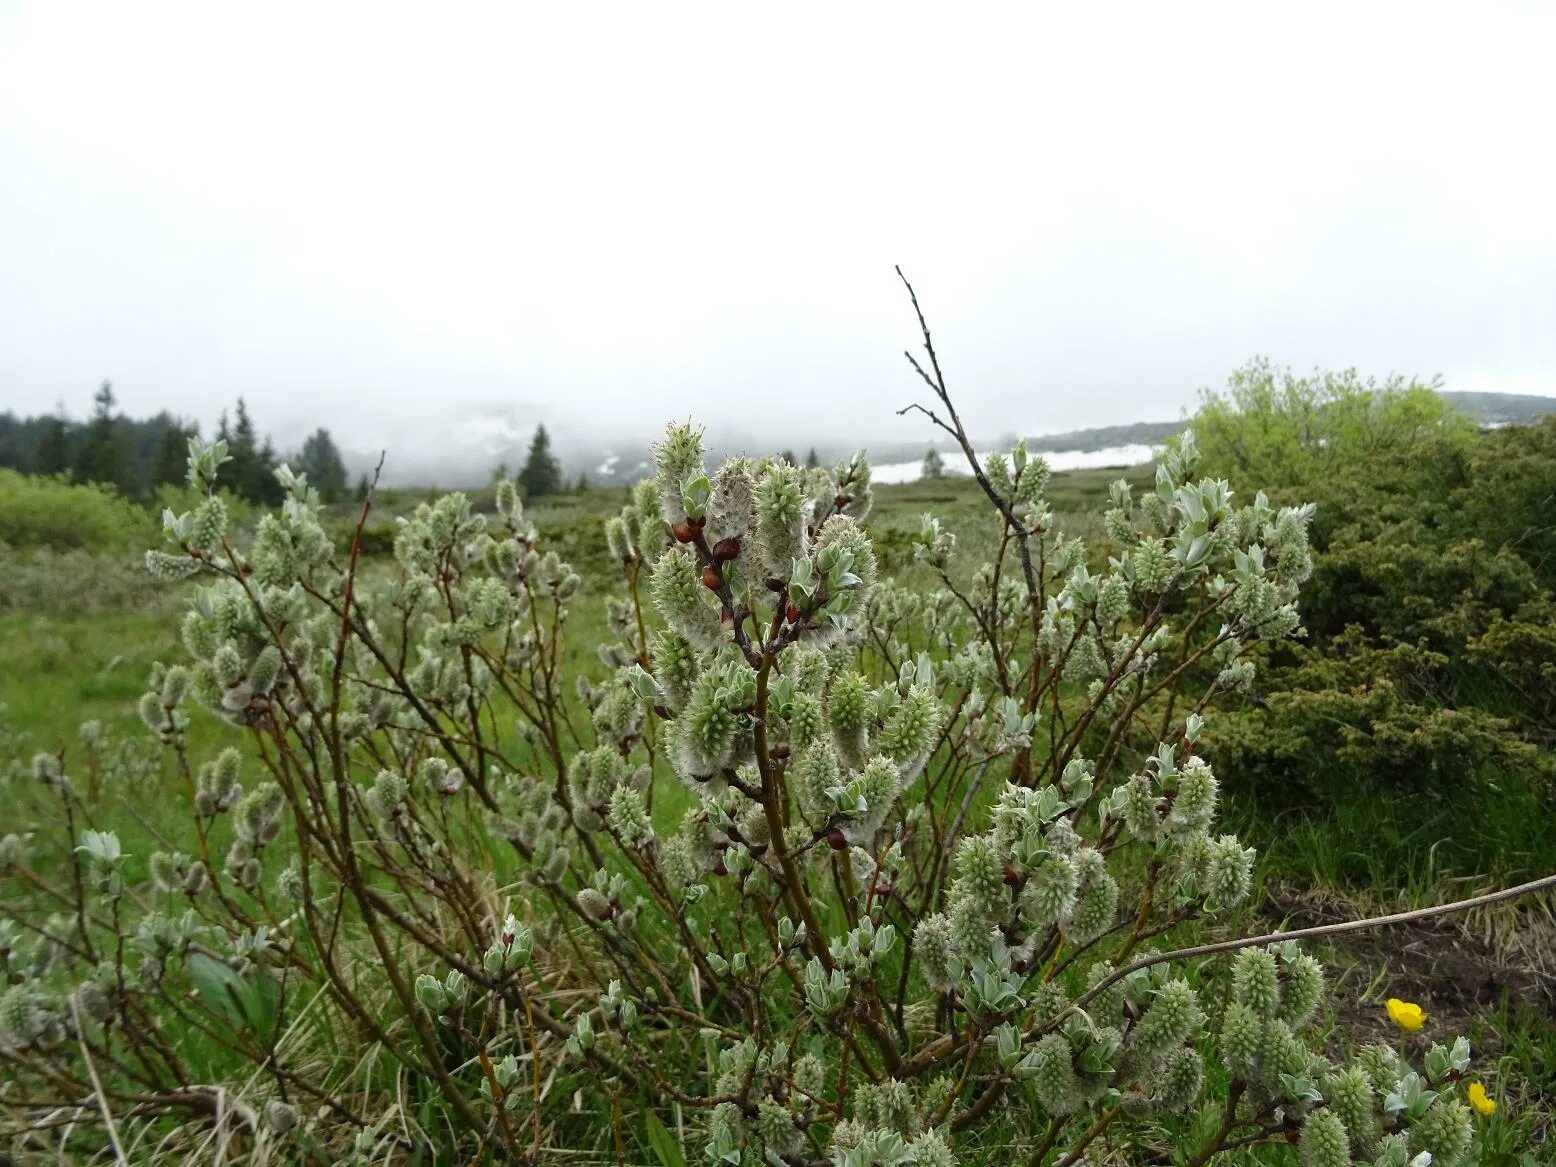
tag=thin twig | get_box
[1065,872,1556,1023]
[1183,1081,1246,1167]
[69,994,127,1164]
[1053,1104,1120,1167]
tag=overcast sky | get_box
[3,2,1554,463]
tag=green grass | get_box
[1224,764,1556,903]
[1,606,190,749]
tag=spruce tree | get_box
[518,424,563,498]
[230,400,262,500]
[35,408,72,477]
[227,399,283,505]
[233,399,256,449]
[73,381,128,491]
[296,428,349,503]
[152,420,196,489]
[258,436,284,504]
[921,447,946,479]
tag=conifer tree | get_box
[152,420,197,489]
[233,399,257,450]
[73,381,128,492]
[34,407,72,477]
[226,399,283,505]
[296,428,349,503]
[921,446,946,479]
[518,424,563,498]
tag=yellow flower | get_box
[1384,997,1427,1032]
[1468,1081,1497,1117]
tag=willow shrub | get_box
[0,467,155,551]
[0,418,1489,1167]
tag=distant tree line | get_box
[0,383,352,505]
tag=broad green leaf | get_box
[643,1109,685,1167]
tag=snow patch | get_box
[871,444,1156,484]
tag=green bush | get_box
[0,469,153,550]
[1450,416,1556,590]
[1193,359,1476,511]
[1192,365,1556,815]
[1206,632,1555,801]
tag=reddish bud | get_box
[772,744,790,761]
[786,605,801,623]
[764,577,785,592]
[712,859,728,878]
[1002,866,1020,887]
[712,536,742,563]
[825,827,849,851]
[671,522,696,543]
[701,566,722,591]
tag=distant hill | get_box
[1439,391,1556,425]
[1022,419,1183,453]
